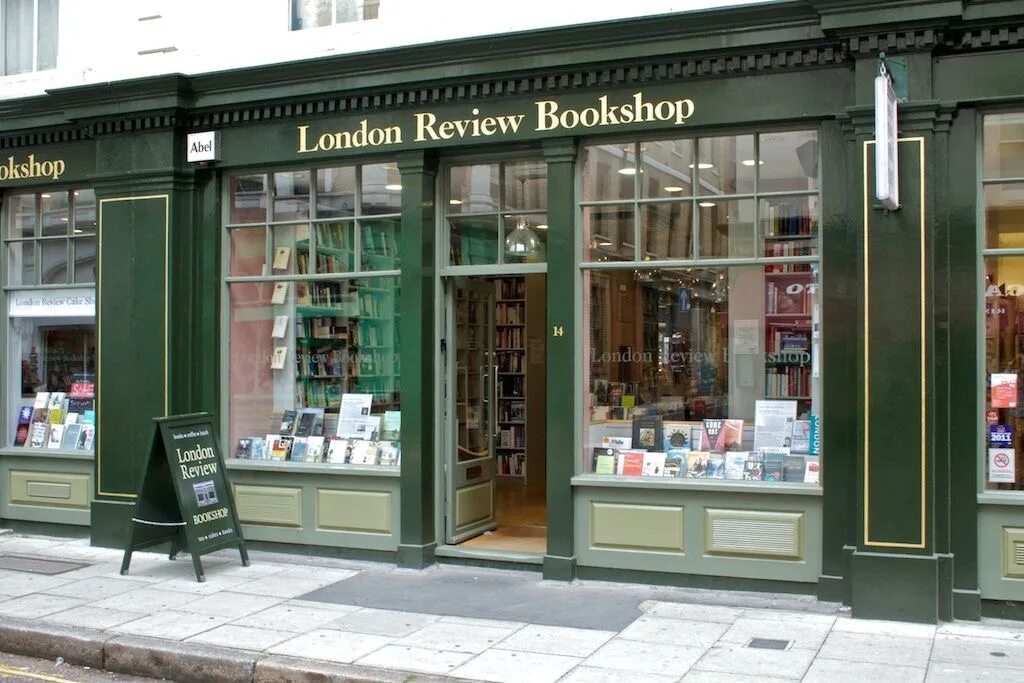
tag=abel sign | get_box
[186,131,220,163]
[874,74,899,210]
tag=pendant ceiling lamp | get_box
[505,216,540,257]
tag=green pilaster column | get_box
[89,127,210,547]
[844,53,964,622]
[542,138,578,581]
[397,151,438,569]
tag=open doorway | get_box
[443,274,547,554]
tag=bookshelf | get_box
[496,277,527,477]
[763,270,813,405]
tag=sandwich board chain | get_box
[120,413,248,581]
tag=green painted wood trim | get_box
[542,138,578,573]
[397,150,438,567]
[850,550,940,623]
[947,108,979,595]
[953,589,982,620]
[820,118,858,584]
[89,499,134,548]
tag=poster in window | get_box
[991,373,1018,409]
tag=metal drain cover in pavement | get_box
[0,555,86,575]
[747,638,791,650]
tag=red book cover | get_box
[617,450,644,476]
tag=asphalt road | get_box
[0,652,162,683]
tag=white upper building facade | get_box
[1,0,770,101]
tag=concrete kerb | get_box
[0,618,467,683]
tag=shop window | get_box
[2,0,59,76]
[225,163,401,468]
[4,187,96,452]
[982,113,1024,492]
[290,0,379,30]
[581,131,822,485]
[446,160,548,266]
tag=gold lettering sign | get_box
[297,91,696,154]
[0,154,66,182]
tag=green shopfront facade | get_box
[2,0,1024,623]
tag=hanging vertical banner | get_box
[874,72,899,210]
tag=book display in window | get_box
[12,390,95,451]
[764,270,814,403]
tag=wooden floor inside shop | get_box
[461,478,547,554]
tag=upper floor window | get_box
[291,0,379,30]
[2,0,58,76]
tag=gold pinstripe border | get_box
[862,137,927,549]
[96,194,169,499]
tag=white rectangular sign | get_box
[186,131,220,163]
[9,288,95,317]
[874,75,899,210]
[989,447,1016,483]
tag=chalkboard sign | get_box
[120,413,248,582]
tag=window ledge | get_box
[978,492,1024,507]
[571,473,822,496]
[225,459,399,477]
[0,447,94,460]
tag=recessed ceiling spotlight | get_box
[385,184,402,191]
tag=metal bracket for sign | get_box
[878,52,908,102]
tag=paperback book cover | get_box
[616,450,645,476]
[271,315,289,338]
[762,448,786,481]
[791,420,812,454]
[47,424,64,449]
[992,373,1018,408]
[17,406,33,426]
[782,454,806,482]
[664,449,688,478]
[272,246,292,271]
[686,451,710,478]
[326,438,350,463]
[641,452,667,477]
[295,410,317,437]
[662,421,693,451]
[290,437,308,461]
[306,436,326,462]
[592,447,617,475]
[266,434,288,460]
[61,424,83,450]
[378,442,400,467]
[631,415,663,451]
[271,281,289,305]
[700,420,724,451]
[350,440,380,465]
[78,425,95,450]
[33,392,50,410]
[29,423,47,448]
[250,437,267,460]
[714,419,744,452]
[804,458,821,484]
[706,453,726,479]
[808,414,821,455]
[744,452,765,480]
[724,452,748,480]
[235,438,253,459]
[14,423,29,447]
[279,410,297,434]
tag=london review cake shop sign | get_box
[296,91,696,153]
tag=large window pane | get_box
[697,135,755,196]
[37,0,58,71]
[985,183,1024,249]
[313,221,354,273]
[229,227,266,277]
[449,165,499,213]
[10,194,37,239]
[3,0,33,75]
[504,160,547,211]
[272,223,312,275]
[503,213,547,265]
[40,239,68,285]
[581,145,636,202]
[642,201,691,260]
[274,171,311,221]
[985,114,1024,180]
[317,166,356,218]
[758,131,819,193]
[761,195,819,259]
[699,199,756,259]
[7,240,35,286]
[41,191,70,237]
[230,174,267,224]
[449,215,499,266]
[360,163,400,215]
[640,139,694,199]
[361,219,400,271]
[584,205,633,262]
[583,266,820,481]
[73,190,96,236]
[72,237,96,284]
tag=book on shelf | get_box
[266,434,289,460]
[29,423,47,448]
[305,436,326,462]
[631,415,663,451]
[743,452,765,480]
[699,419,723,451]
[350,440,380,465]
[783,454,806,482]
[280,410,298,435]
[804,457,821,484]
[236,438,253,459]
[662,421,694,451]
[14,406,33,446]
[46,392,66,424]
[33,392,50,410]
[752,400,797,450]
[791,420,812,454]
[78,425,95,450]
[715,419,744,451]
[326,437,350,463]
[665,449,687,477]
[294,409,321,437]
[761,447,788,481]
